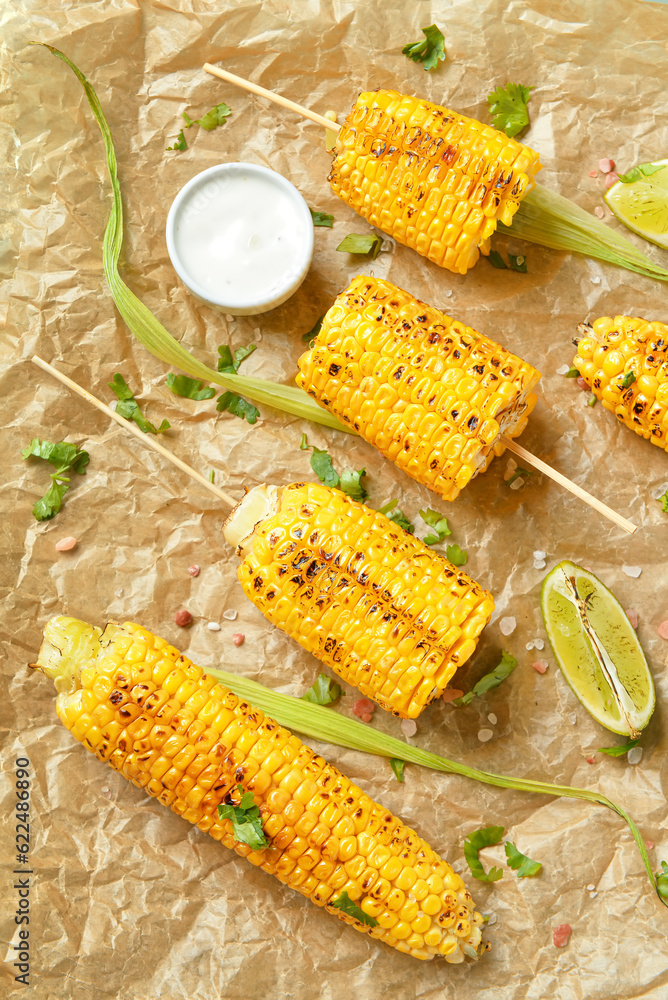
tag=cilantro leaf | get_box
[22,438,90,521]
[506,467,534,487]
[454,650,517,706]
[32,478,69,521]
[216,391,259,424]
[166,373,215,400]
[166,129,187,151]
[218,784,269,850]
[302,315,324,344]
[309,445,340,487]
[505,842,542,878]
[509,253,527,273]
[339,468,368,502]
[300,435,366,498]
[109,374,170,434]
[401,24,446,72]
[597,737,641,757]
[446,543,468,567]
[488,250,508,269]
[330,891,378,926]
[378,499,414,533]
[565,367,581,378]
[390,758,405,783]
[464,826,505,882]
[336,233,384,259]
[217,343,257,374]
[487,83,534,138]
[619,163,666,184]
[21,439,81,469]
[301,673,342,705]
[419,507,451,545]
[620,371,637,389]
[184,102,232,131]
[310,209,334,228]
[656,488,668,514]
[656,861,668,902]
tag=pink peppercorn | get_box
[55,536,77,552]
[553,924,571,948]
[625,609,639,629]
[605,172,619,188]
[188,564,200,577]
[598,158,615,173]
[232,633,245,647]
[532,660,548,674]
[586,756,596,764]
[352,698,375,721]
[174,609,193,627]
[658,620,668,640]
[588,169,598,178]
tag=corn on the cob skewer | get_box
[573,316,668,449]
[33,616,485,962]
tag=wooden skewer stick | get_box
[32,357,237,510]
[502,437,637,535]
[203,64,342,132]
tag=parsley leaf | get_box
[22,438,90,521]
[419,507,451,545]
[184,102,232,131]
[339,468,368,502]
[506,467,534,487]
[505,842,542,878]
[300,435,367,499]
[487,83,534,138]
[166,129,187,151]
[310,209,334,228]
[620,371,637,389]
[597,737,641,757]
[401,24,446,72]
[454,650,517,706]
[336,233,384,259]
[302,315,324,344]
[301,673,342,705]
[464,826,505,882]
[378,499,414,533]
[218,784,269,850]
[656,861,668,902]
[217,343,257,374]
[656,488,668,514]
[565,367,581,378]
[216,392,259,424]
[390,758,405,783]
[109,374,170,434]
[166,373,215,400]
[488,250,508,269]
[619,163,666,184]
[330,891,378,926]
[446,543,468,566]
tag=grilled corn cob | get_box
[34,616,485,962]
[574,316,668,449]
[223,482,494,718]
[296,276,541,501]
[329,89,541,275]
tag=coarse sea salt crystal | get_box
[556,364,570,376]
[569,712,578,725]
[486,912,498,925]
[622,565,642,579]
[207,622,221,631]
[487,713,497,725]
[533,559,546,570]
[589,891,598,899]
[526,641,535,651]
[499,616,516,636]
[533,550,546,560]
[594,206,605,220]
[534,638,545,650]
[627,747,643,765]
[223,609,238,621]
[586,884,595,891]
[401,719,417,738]
[591,275,601,285]
[653,484,668,500]
[478,729,494,743]
[509,478,524,491]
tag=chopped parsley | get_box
[446,543,468,567]
[218,784,269,850]
[487,83,534,138]
[419,507,451,545]
[215,343,259,423]
[310,209,334,228]
[109,374,170,434]
[597,737,641,757]
[336,233,384,259]
[330,891,378,926]
[401,24,446,72]
[488,250,508,269]
[505,842,542,878]
[378,499,414,533]
[464,826,505,882]
[208,469,215,484]
[453,650,517,706]
[620,371,637,389]
[301,673,342,705]
[619,163,666,184]
[587,393,598,407]
[506,467,534,487]
[183,102,232,131]
[656,488,668,513]
[217,343,257,374]
[22,438,89,521]
[565,367,581,378]
[166,373,215,400]
[166,129,187,151]
[390,758,405,783]
[300,434,367,501]
[487,250,528,271]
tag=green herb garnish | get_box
[22,438,90,521]
[656,488,668,513]
[330,891,378,926]
[505,842,542,878]
[446,543,468,567]
[378,499,415,533]
[390,758,405,783]
[301,673,342,706]
[109,374,170,434]
[336,233,384,259]
[587,393,598,407]
[183,102,232,131]
[302,316,324,344]
[166,129,187,151]
[454,650,517,706]
[339,468,367,502]
[166,373,215,400]
[310,209,334,228]
[488,250,528,271]
[487,83,533,138]
[488,250,508,269]
[656,861,668,902]
[464,826,505,882]
[401,24,446,72]
[208,469,215,484]
[419,507,451,545]
[597,737,641,757]
[300,435,367,500]
[506,467,534,487]
[565,367,581,378]
[619,163,666,184]
[217,784,269,850]
[217,343,257,374]
[216,392,260,424]
[620,371,637,389]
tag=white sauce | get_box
[171,169,310,308]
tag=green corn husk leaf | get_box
[205,665,664,907]
[40,45,350,435]
[501,184,668,282]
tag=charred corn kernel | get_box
[227,481,494,718]
[574,316,668,450]
[329,90,541,275]
[34,616,484,964]
[296,276,541,502]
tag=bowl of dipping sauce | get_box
[166,162,314,315]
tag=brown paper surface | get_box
[2,2,668,998]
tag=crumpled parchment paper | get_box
[2,2,668,999]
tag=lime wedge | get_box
[541,561,655,737]
[605,159,668,250]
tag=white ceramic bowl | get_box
[165,162,314,316]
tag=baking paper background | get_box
[2,1,668,998]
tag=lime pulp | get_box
[605,160,668,250]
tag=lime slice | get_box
[541,561,655,737]
[605,159,668,250]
